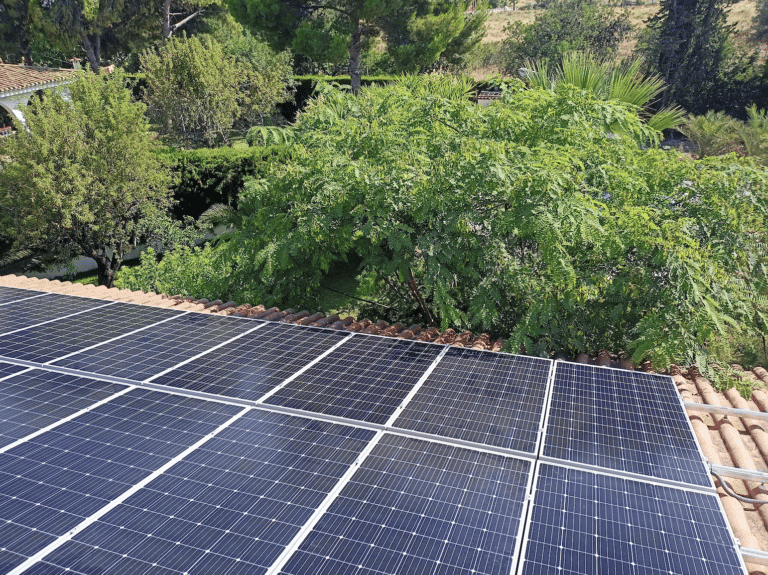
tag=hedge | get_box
[157,145,288,219]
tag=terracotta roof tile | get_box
[0,63,76,95]
[0,273,766,568]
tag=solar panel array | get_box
[0,285,747,574]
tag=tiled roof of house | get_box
[0,63,75,95]
[1,272,766,571]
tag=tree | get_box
[225,0,481,92]
[639,0,733,112]
[147,77,766,371]
[498,0,632,74]
[756,0,768,41]
[140,34,290,145]
[375,0,487,73]
[0,0,34,65]
[523,52,685,132]
[0,71,174,287]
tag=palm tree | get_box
[523,52,685,132]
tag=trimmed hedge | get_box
[157,145,288,219]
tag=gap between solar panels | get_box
[0,286,750,574]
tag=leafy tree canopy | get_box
[0,71,174,287]
[638,0,734,113]
[140,33,291,146]
[131,76,768,370]
[498,0,632,76]
[225,0,484,90]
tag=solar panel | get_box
[265,336,442,424]
[0,302,183,364]
[393,349,551,453]
[0,389,242,572]
[543,362,711,487]
[32,410,375,575]
[519,463,746,575]
[0,286,44,304]
[0,362,27,380]
[280,433,532,575]
[0,370,126,448]
[51,313,262,381]
[0,294,112,336]
[151,323,349,402]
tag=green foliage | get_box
[638,0,733,113]
[524,52,685,132]
[140,34,290,146]
[756,0,768,41]
[739,105,768,165]
[116,246,230,296]
[498,0,632,74]
[680,110,744,158]
[157,145,288,219]
[378,0,488,73]
[139,77,768,373]
[681,106,768,164]
[0,71,174,287]
[226,0,484,90]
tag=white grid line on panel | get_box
[0,298,117,339]
[42,311,191,365]
[263,428,389,575]
[143,319,269,383]
[6,404,253,575]
[0,385,136,455]
[254,332,358,403]
[0,292,48,306]
[384,346,449,426]
[514,460,747,575]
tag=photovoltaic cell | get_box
[543,362,711,487]
[152,323,349,402]
[0,370,126,448]
[0,361,27,380]
[265,336,441,424]
[281,433,532,575]
[520,463,745,575]
[34,410,375,575]
[0,293,111,336]
[51,313,260,381]
[393,349,550,453]
[0,389,242,573]
[0,302,182,364]
[0,286,44,304]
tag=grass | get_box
[482,0,760,62]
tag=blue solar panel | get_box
[151,323,349,402]
[35,410,375,575]
[51,313,261,381]
[520,463,745,575]
[0,302,182,364]
[281,433,532,575]
[543,362,711,487]
[265,336,442,424]
[0,389,242,572]
[0,361,27,379]
[394,349,551,453]
[0,286,44,304]
[0,294,112,336]
[0,370,127,448]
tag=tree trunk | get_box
[20,38,33,66]
[162,0,172,39]
[349,15,362,95]
[82,34,101,73]
[95,252,122,288]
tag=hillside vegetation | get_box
[483,0,761,59]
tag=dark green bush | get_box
[158,145,288,219]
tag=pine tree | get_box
[640,0,734,113]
